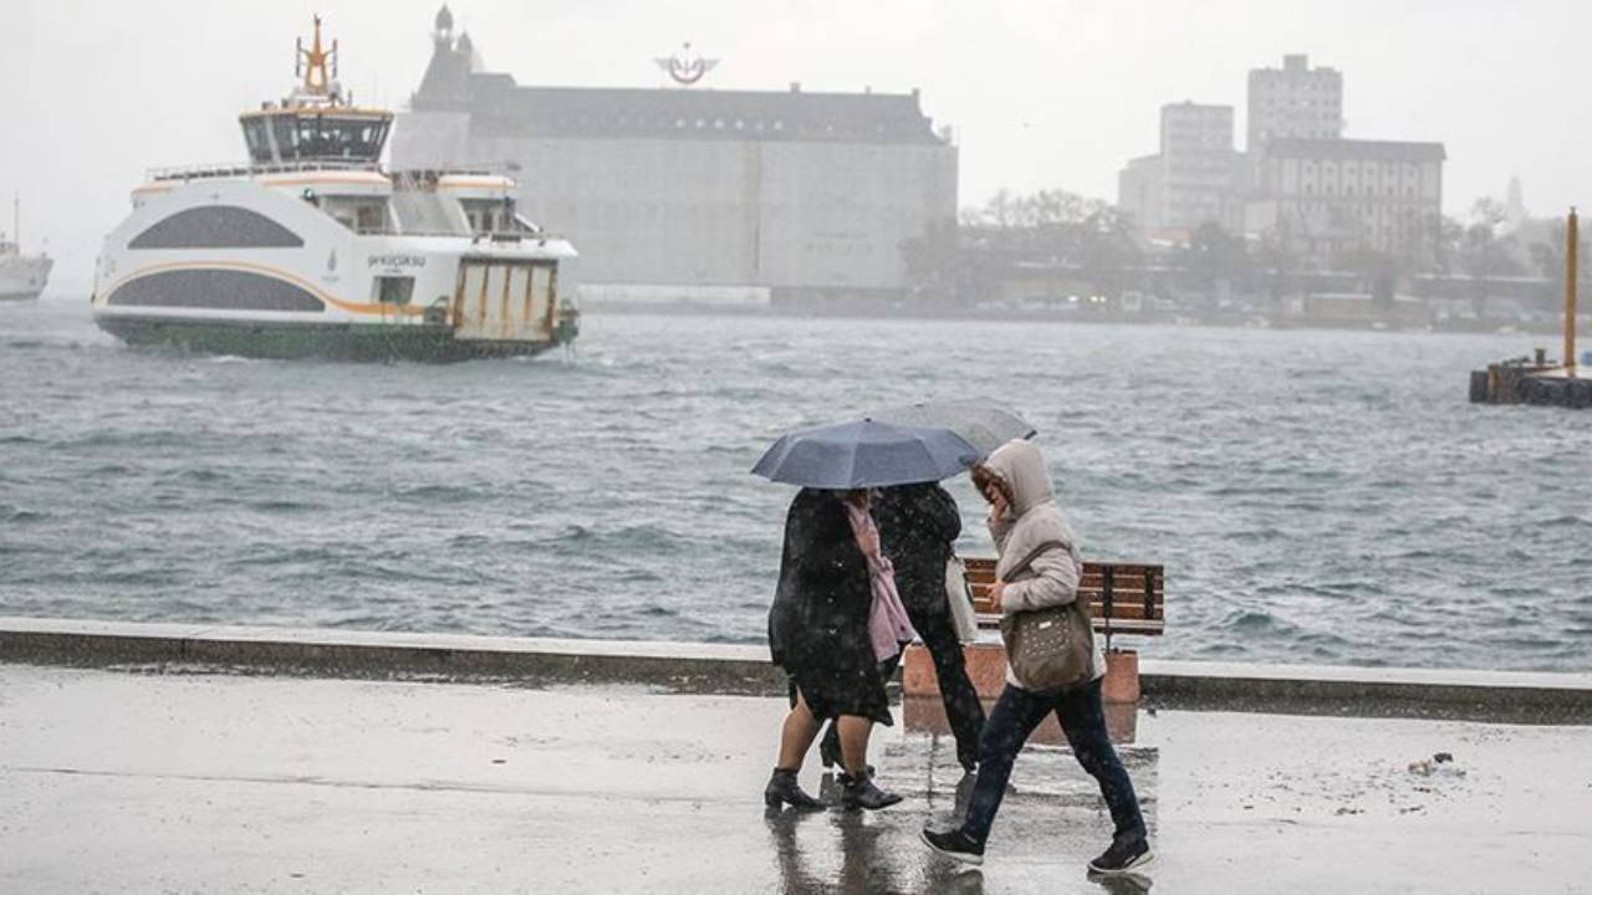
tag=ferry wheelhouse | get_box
[92,17,579,361]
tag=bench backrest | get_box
[961,555,1165,636]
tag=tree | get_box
[1180,221,1251,305]
[1461,196,1522,317]
[1255,226,1299,305]
[1080,202,1142,298]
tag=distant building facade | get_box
[391,8,958,304]
[1244,138,1446,267]
[1118,53,1445,268]
[1116,102,1245,237]
[1158,102,1243,231]
[1117,154,1164,237]
[1246,54,1343,152]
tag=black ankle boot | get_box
[839,769,903,810]
[764,767,825,811]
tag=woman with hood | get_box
[920,439,1151,874]
[765,487,914,811]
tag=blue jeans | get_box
[961,678,1146,843]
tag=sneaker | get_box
[921,827,985,866]
[1088,833,1153,873]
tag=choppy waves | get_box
[0,301,1590,671]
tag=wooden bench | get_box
[960,556,1165,639]
[901,555,1165,706]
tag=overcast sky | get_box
[2,0,1591,294]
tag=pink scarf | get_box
[844,499,918,662]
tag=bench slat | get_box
[960,555,1166,633]
[974,612,1166,635]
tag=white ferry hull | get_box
[0,255,53,301]
[92,177,579,362]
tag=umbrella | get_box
[751,419,983,490]
[862,398,1036,457]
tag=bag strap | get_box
[1001,540,1074,582]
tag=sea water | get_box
[0,300,1589,671]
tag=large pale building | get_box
[391,8,958,305]
[1244,138,1446,267]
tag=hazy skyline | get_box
[2,0,1591,294]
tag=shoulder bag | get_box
[997,540,1095,692]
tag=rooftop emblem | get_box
[655,42,719,86]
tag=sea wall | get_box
[0,617,1588,724]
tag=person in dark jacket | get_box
[765,487,906,812]
[818,481,986,773]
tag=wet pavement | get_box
[0,663,1590,893]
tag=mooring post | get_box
[1565,207,1578,375]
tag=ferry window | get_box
[242,119,274,163]
[375,276,415,305]
[130,205,304,249]
[271,116,299,157]
[106,269,324,311]
[298,117,330,157]
[356,203,385,234]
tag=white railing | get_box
[147,159,382,182]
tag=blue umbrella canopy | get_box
[751,419,983,490]
[862,398,1036,457]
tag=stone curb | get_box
[0,617,1589,723]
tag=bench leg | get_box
[1103,648,1140,704]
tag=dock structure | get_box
[1470,353,1592,408]
[1470,207,1591,409]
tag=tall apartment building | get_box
[1246,54,1343,152]
[1159,102,1243,231]
[1116,102,1244,235]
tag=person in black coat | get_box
[877,481,987,772]
[815,481,987,774]
[765,487,904,811]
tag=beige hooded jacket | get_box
[984,439,1107,686]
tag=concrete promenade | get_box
[0,619,1592,893]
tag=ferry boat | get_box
[0,196,53,301]
[92,17,580,361]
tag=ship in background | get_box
[0,195,53,301]
[92,17,580,361]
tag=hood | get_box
[986,439,1055,515]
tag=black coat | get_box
[767,488,891,724]
[877,482,962,618]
